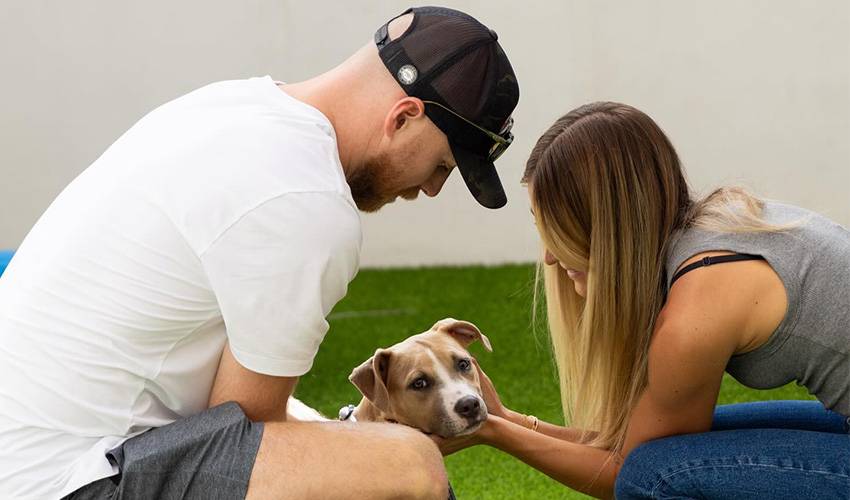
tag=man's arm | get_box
[200,193,361,421]
[208,342,297,422]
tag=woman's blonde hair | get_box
[522,102,784,455]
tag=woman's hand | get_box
[429,414,504,455]
[429,429,481,456]
[474,358,510,419]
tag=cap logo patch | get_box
[397,64,418,85]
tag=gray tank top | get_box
[664,201,850,416]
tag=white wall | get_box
[1,1,848,267]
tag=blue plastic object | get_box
[0,250,14,278]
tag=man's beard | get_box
[348,154,420,213]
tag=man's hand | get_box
[208,342,298,422]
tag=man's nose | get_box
[422,172,449,197]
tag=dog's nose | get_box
[454,396,481,419]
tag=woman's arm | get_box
[474,359,594,443]
[446,271,750,498]
[478,312,735,498]
[480,415,621,498]
[498,409,592,443]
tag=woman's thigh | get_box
[711,400,850,434]
[616,402,850,499]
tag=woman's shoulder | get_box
[659,248,788,358]
[664,199,846,288]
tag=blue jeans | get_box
[615,401,850,499]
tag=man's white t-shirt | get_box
[0,76,361,499]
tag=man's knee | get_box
[390,426,448,499]
[249,421,447,500]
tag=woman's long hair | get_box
[523,102,785,455]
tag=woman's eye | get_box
[410,378,429,390]
[457,359,471,372]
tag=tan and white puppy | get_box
[348,318,493,438]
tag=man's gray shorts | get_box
[63,402,264,500]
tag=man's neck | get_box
[277,76,373,180]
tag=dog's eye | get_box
[410,377,429,390]
[457,358,471,372]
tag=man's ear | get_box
[384,97,426,136]
[431,318,493,352]
[349,348,392,413]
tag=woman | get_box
[437,102,850,499]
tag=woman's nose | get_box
[544,249,558,266]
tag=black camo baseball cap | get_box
[374,6,520,209]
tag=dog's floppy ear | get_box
[431,318,493,352]
[349,348,392,413]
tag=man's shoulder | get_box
[111,76,355,255]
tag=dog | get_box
[344,318,492,438]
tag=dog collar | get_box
[338,404,357,422]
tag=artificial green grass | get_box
[295,264,814,499]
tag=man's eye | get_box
[457,359,471,372]
[410,378,429,390]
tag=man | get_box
[0,6,518,499]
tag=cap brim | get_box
[450,142,507,209]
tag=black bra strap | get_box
[670,253,766,287]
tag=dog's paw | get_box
[286,397,329,421]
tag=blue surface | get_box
[0,250,14,277]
